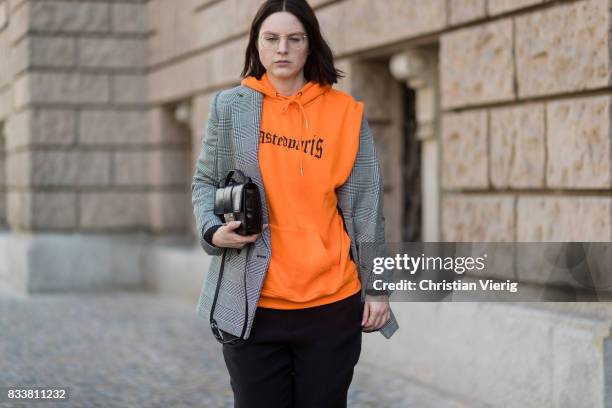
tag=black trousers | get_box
[221,290,363,408]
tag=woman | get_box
[191,0,398,407]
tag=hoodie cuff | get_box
[203,224,223,248]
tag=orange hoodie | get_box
[241,72,363,309]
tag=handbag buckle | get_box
[224,213,235,223]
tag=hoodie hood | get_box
[241,72,331,176]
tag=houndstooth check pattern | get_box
[191,85,399,340]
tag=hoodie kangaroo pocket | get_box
[268,224,336,277]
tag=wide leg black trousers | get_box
[221,290,363,408]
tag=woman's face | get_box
[256,11,310,81]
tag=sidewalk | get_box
[0,291,473,408]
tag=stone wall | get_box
[439,0,611,242]
[146,0,612,244]
[0,0,194,235]
[0,0,607,271]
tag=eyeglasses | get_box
[259,32,308,51]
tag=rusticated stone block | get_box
[441,19,514,108]
[5,150,29,187]
[30,150,110,187]
[488,0,547,15]
[32,191,77,228]
[490,104,545,188]
[5,109,76,150]
[441,110,488,189]
[14,73,110,107]
[515,0,610,98]
[450,0,486,25]
[517,196,612,241]
[442,194,515,242]
[342,0,446,54]
[113,151,150,186]
[28,1,110,33]
[30,36,76,67]
[79,110,150,146]
[150,191,190,231]
[77,38,145,69]
[8,191,77,229]
[12,36,76,73]
[80,192,149,229]
[546,96,611,188]
[112,2,148,34]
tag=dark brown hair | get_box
[240,0,345,85]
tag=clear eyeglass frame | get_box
[258,33,309,51]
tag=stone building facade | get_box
[0,0,611,406]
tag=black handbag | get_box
[214,169,262,235]
[209,169,262,345]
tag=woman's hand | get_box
[212,221,268,249]
[361,294,391,332]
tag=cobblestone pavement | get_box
[0,291,473,408]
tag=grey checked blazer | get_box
[191,84,399,340]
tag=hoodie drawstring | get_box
[278,92,309,176]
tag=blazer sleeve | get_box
[345,114,391,296]
[339,113,399,339]
[191,92,225,256]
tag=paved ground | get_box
[0,290,474,408]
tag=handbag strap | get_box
[220,169,251,188]
[209,245,251,344]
